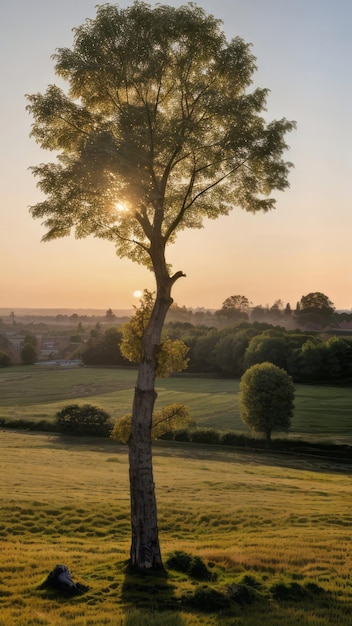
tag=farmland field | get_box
[0,365,352,442]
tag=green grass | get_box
[1,365,352,442]
[1,366,351,624]
[0,430,351,625]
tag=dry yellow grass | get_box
[1,430,351,625]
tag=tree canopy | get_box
[297,292,335,328]
[216,294,251,320]
[221,295,251,312]
[26,1,295,267]
[300,292,334,311]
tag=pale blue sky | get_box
[1,1,351,310]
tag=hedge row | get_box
[1,418,351,460]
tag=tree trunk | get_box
[128,270,176,570]
[129,379,162,569]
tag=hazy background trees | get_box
[1,291,351,381]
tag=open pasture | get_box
[0,365,352,442]
[0,430,351,625]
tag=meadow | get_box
[1,365,352,442]
[1,365,352,624]
[0,430,351,625]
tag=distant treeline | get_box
[81,321,352,384]
[2,296,352,331]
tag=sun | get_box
[115,202,128,212]
[133,290,143,298]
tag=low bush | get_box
[270,581,307,601]
[227,582,256,605]
[173,429,191,442]
[270,580,326,602]
[220,432,251,447]
[166,551,192,573]
[181,584,230,612]
[0,418,59,432]
[188,556,213,581]
[190,429,220,445]
[56,404,112,437]
[166,551,212,581]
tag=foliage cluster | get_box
[166,551,213,581]
[111,403,192,443]
[162,291,352,330]
[239,362,295,444]
[55,403,112,436]
[120,291,189,377]
[79,318,352,382]
[164,321,352,382]
[81,327,129,366]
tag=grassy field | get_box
[0,365,352,442]
[0,430,351,625]
[0,367,352,626]
[1,365,352,623]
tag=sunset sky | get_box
[1,0,351,312]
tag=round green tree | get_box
[239,362,294,447]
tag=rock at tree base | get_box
[39,564,89,595]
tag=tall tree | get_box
[26,2,295,570]
[300,292,334,311]
[216,294,251,321]
[221,295,251,312]
[297,292,335,328]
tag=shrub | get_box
[190,429,220,445]
[166,551,192,574]
[111,403,191,443]
[181,585,230,612]
[227,582,256,605]
[33,419,58,432]
[220,431,251,447]
[0,418,59,433]
[270,581,307,601]
[56,404,112,437]
[173,429,191,442]
[188,556,213,581]
[166,551,212,581]
[270,580,326,602]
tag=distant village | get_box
[0,308,131,365]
